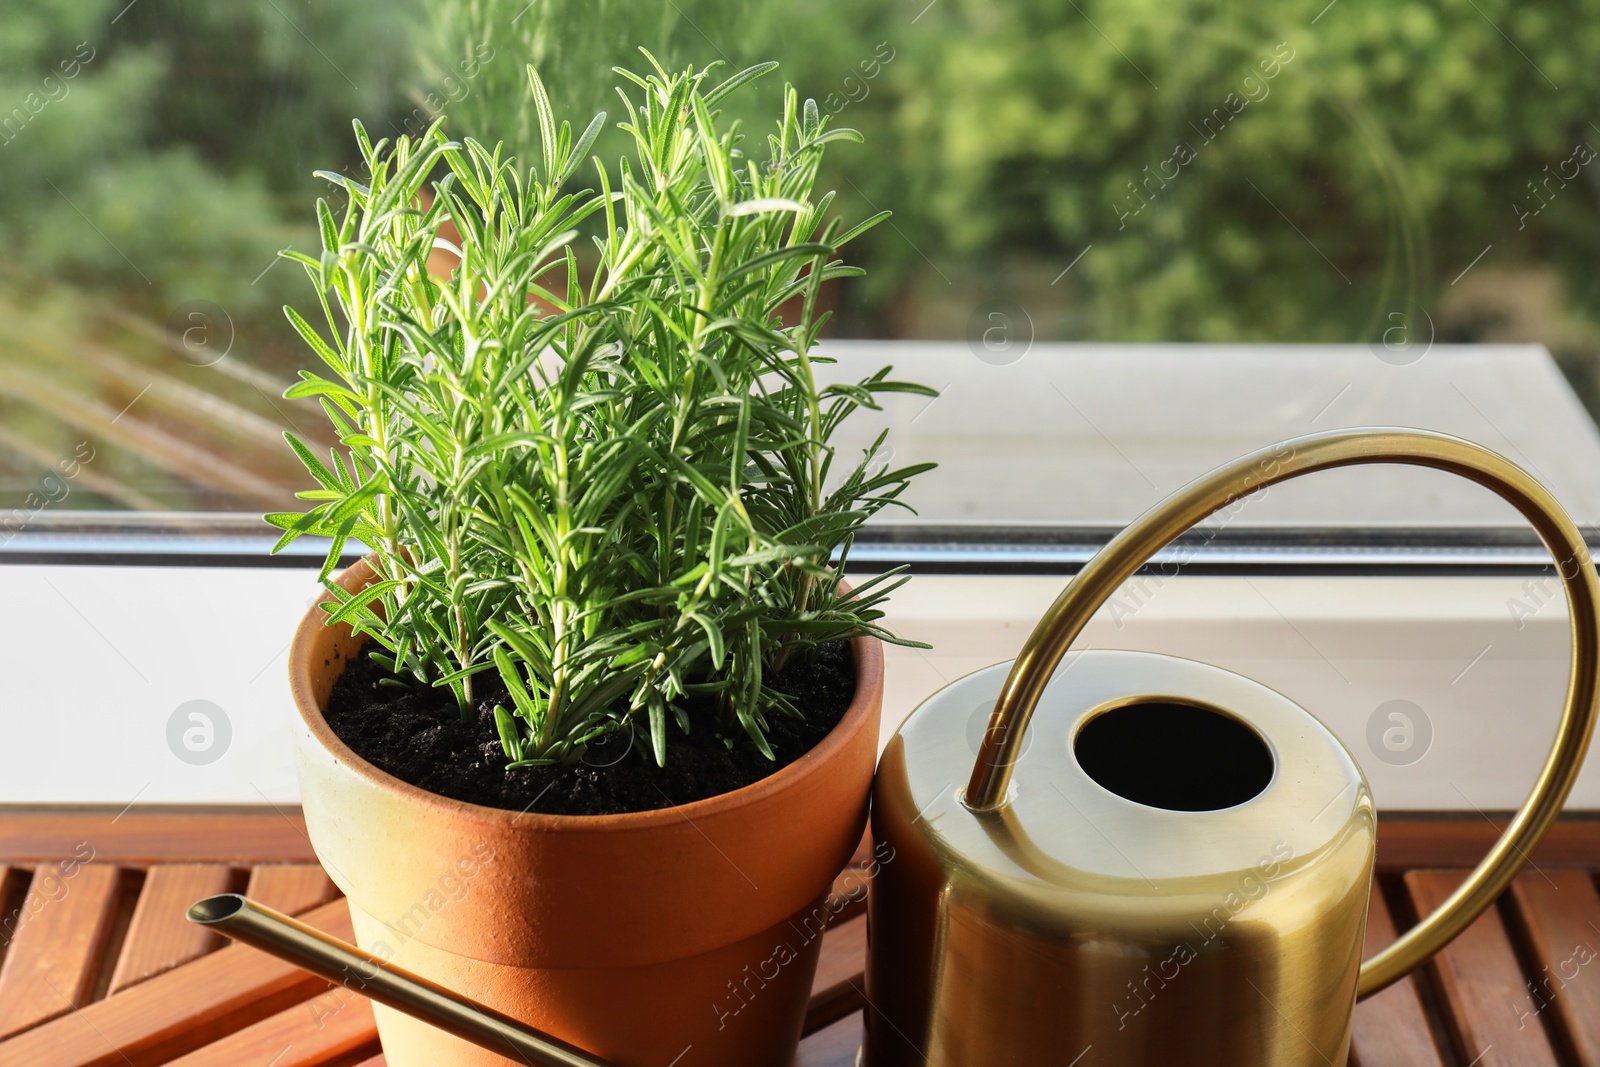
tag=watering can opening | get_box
[1073,699,1275,812]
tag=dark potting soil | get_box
[322,640,857,816]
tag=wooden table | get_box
[0,810,1597,1066]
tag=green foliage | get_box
[0,0,416,322]
[416,0,784,178]
[0,0,447,516]
[271,56,933,766]
[420,0,1600,360]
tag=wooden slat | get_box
[1351,886,1447,1067]
[795,1011,863,1067]
[1,816,1595,1066]
[0,863,121,1039]
[164,994,377,1067]
[0,864,32,966]
[108,865,235,994]
[89,870,143,1003]
[1405,869,1560,1067]
[1379,819,1600,871]
[355,1011,867,1067]
[2,809,1594,869]
[21,813,1574,871]
[89,898,875,1064]
[805,915,867,1035]
[1505,870,1600,1065]
[245,864,340,915]
[0,897,349,1066]
[0,809,317,864]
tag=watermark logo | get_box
[1514,141,1596,230]
[165,300,233,367]
[1509,938,1597,1031]
[166,699,232,765]
[864,442,895,480]
[1111,839,1294,1030]
[1102,440,1298,628]
[0,841,95,945]
[710,838,896,1031]
[966,299,1033,365]
[967,697,1034,764]
[398,41,497,140]
[820,42,897,118]
[1506,547,1593,628]
[1365,699,1432,766]
[0,441,95,545]
[582,724,634,769]
[0,42,96,147]
[1367,304,1433,366]
[1113,41,1296,230]
[308,839,495,1029]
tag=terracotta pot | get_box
[289,558,883,1067]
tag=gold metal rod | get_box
[965,427,1599,998]
[187,894,613,1067]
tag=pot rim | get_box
[289,557,885,835]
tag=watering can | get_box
[863,426,1599,1066]
[190,427,1598,1067]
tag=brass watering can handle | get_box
[967,427,1599,998]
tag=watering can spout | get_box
[188,894,615,1067]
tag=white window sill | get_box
[0,562,1586,813]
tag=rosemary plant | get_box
[270,53,934,767]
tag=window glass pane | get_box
[3,1,1596,532]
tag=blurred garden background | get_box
[4,0,1600,511]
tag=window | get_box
[2,2,1597,813]
[4,1,1599,521]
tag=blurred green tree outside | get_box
[422,0,1600,370]
[2,0,418,324]
[3,0,1600,512]
[0,0,417,511]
